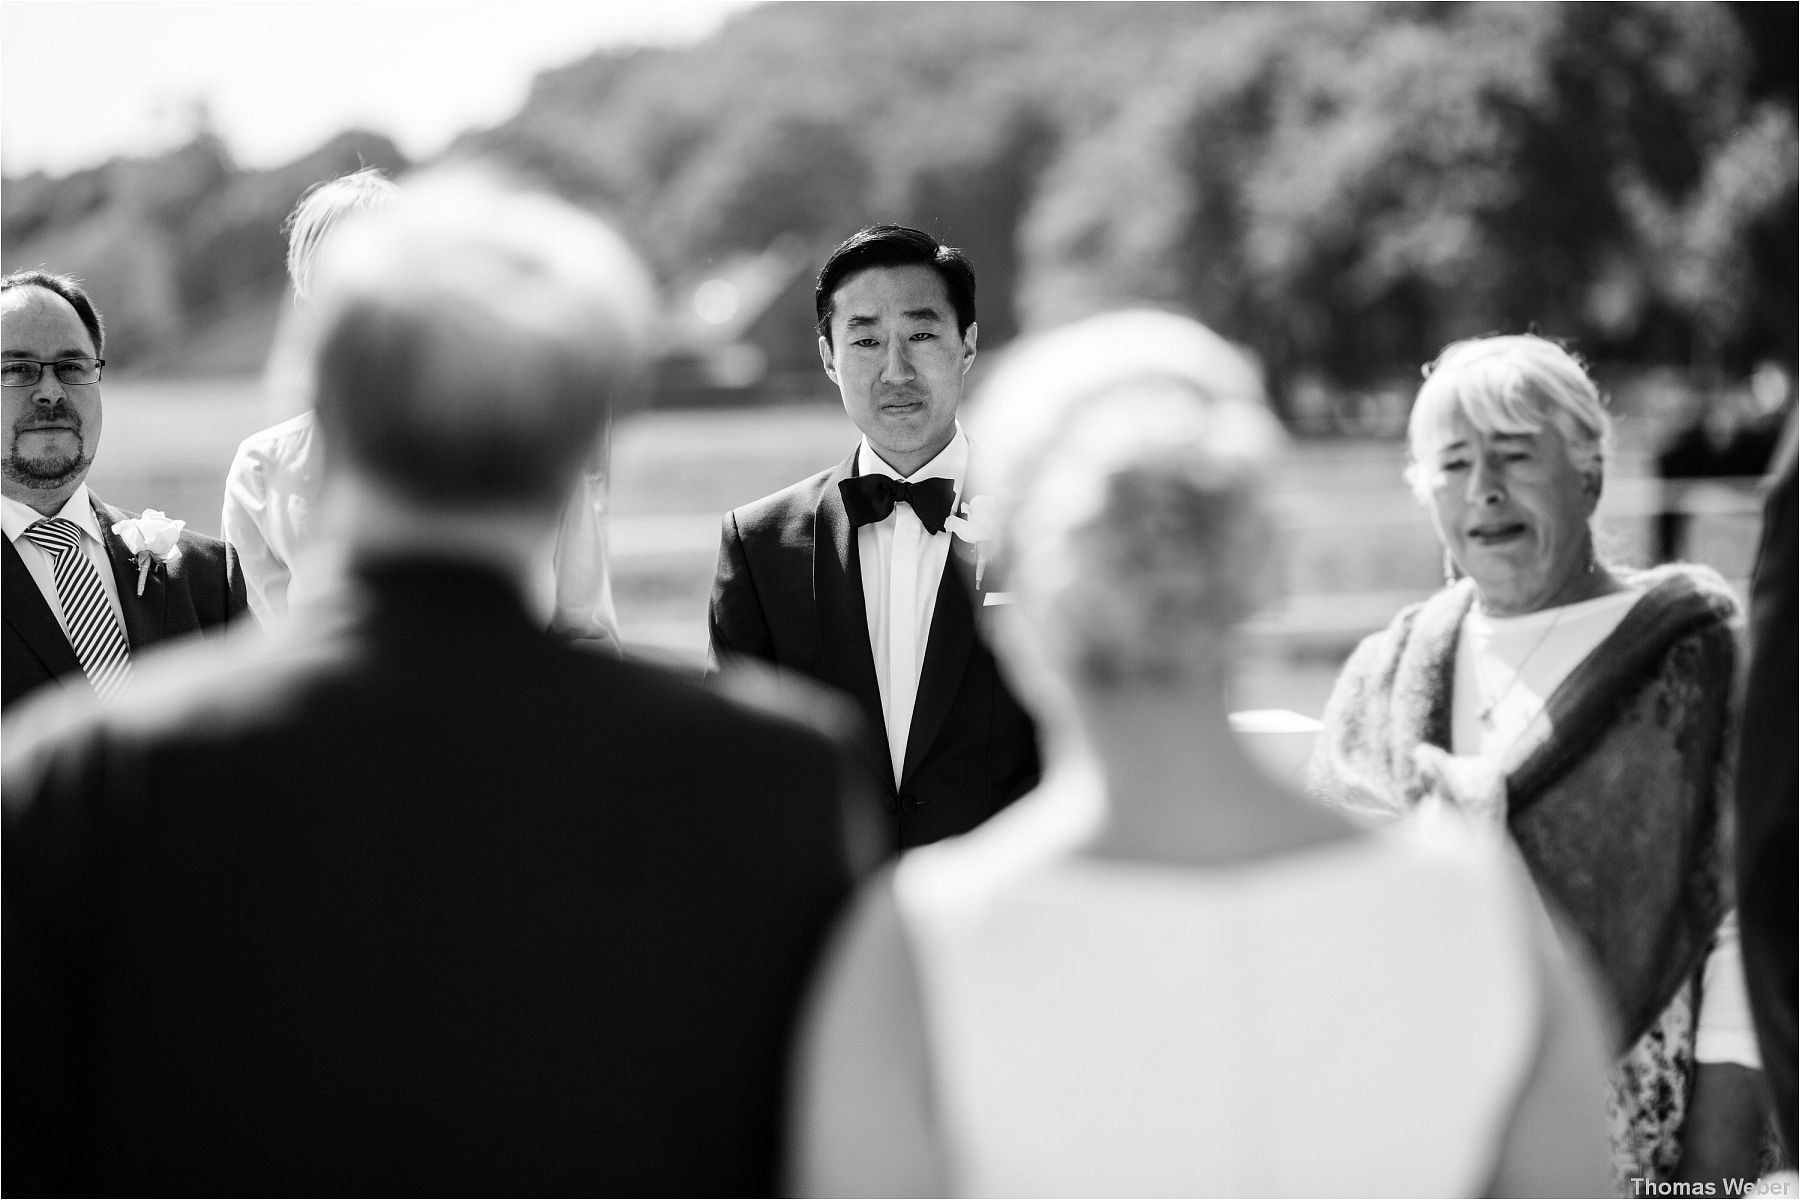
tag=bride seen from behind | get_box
[789,310,1615,1198]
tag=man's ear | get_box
[818,335,838,385]
[961,322,978,373]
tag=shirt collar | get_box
[2,484,104,546]
[856,424,969,497]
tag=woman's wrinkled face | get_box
[1414,397,1600,616]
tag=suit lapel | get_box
[3,535,84,681]
[93,497,165,650]
[901,541,976,786]
[812,448,888,778]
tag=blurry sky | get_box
[2,0,756,176]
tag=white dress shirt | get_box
[3,484,130,645]
[856,426,968,786]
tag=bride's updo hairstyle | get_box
[967,310,1285,691]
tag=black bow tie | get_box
[839,474,957,534]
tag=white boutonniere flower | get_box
[111,509,185,595]
[944,494,1000,590]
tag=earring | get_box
[1442,550,1461,587]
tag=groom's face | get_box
[819,264,976,477]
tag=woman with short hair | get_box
[1309,333,1770,1189]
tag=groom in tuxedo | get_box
[710,225,1040,852]
[2,270,247,711]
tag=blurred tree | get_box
[1018,2,1794,400]
[5,1,1791,390]
[653,114,873,263]
[2,128,406,372]
[173,129,409,320]
[905,108,1060,347]
[1723,0,1798,368]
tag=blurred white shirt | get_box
[221,410,620,651]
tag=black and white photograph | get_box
[2,2,1795,1194]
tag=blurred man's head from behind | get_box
[285,168,404,308]
[305,173,654,521]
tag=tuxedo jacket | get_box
[709,447,1041,853]
[2,556,856,1195]
[3,493,249,711]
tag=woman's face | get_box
[1415,399,1600,616]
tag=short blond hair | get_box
[284,168,404,304]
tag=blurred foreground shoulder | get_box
[3,619,283,799]
[788,869,947,1198]
[709,657,890,875]
[709,655,863,746]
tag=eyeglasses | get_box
[1,358,106,387]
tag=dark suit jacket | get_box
[708,447,1041,853]
[3,556,856,1195]
[3,493,248,711]
[1736,428,1797,1160]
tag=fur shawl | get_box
[1307,564,1740,1046]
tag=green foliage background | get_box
[4,1,1794,396]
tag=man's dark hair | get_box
[814,225,975,346]
[1,269,105,357]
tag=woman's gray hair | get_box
[967,309,1285,690]
[1405,334,1612,503]
[285,168,404,304]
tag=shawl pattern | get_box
[1307,564,1739,1046]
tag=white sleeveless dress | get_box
[892,774,1548,1198]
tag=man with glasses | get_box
[2,269,247,710]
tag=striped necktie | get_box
[20,518,133,700]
